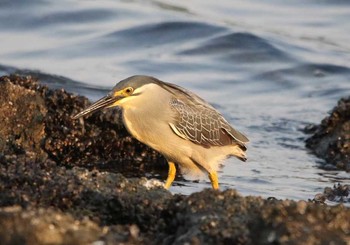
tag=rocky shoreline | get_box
[0,75,349,244]
[305,96,350,172]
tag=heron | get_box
[72,75,249,190]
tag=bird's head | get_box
[72,75,157,119]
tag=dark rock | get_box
[0,75,167,177]
[0,205,147,245]
[0,152,170,224]
[160,190,350,245]
[312,184,350,204]
[0,206,101,245]
[306,97,350,171]
[0,77,47,161]
[0,150,169,243]
[2,158,349,244]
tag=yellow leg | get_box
[164,161,176,189]
[208,171,219,190]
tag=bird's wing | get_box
[169,98,249,148]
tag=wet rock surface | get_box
[0,75,349,245]
[313,184,350,204]
[305,97,350,172]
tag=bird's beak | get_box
[72,94,120,119]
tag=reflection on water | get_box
[0,0,349,200]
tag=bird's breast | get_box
[122,106,173,150]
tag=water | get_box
[0,0,349,200]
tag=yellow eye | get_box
[124,87,134,95]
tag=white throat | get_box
[118,83,162,109]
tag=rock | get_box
[305,97,350,171]
[0,75,167,176]
[0,78,47,161]
[1,158,349,244]
[160,190,350,245]
[0,153,171,224]
[0,205,148,245]
[312,184,350,204]
[0,150,169,244]
[0,206,101,245]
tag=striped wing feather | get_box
[169,98,248,148]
